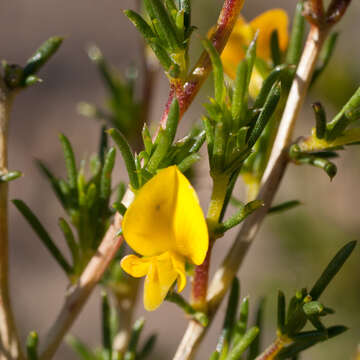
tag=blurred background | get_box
[2,0,360,359]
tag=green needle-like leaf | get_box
[177,153,201,172]
[26,331,38,360]
[138,334,157,360]
[108,128,139,189]
[67,335,97,360]
[59,134,78,191]
[58,218,79,267]
[253,65,286,110]
[102,292,112,357]
[269,200,301,215]
[286,1,305,66]
[13,199,72,275]
[277,326,347,359]
[210,351,220,360]
[234,296,249,341]
[179,0,191,29]
[247,298,265,360]
[147,99,179,173]
[0,170,22,182]
[37,160,66,208]
[124,9,175,72]
[270,30,281,66]
[232,61,248,128]
[217,278,240,356]
[124,318,145,360]
[326,86,360,140]
[277,291,286,334]
[310,241,357,300]
[228,327,259,360]
[245,34,257,89]
[216,200,263,234]
[203,39,225,104]
[23,36,63,79]
[212,122,226,172]
[312,102,327,139]
[145,0,180,51]
[100,147,116,205]
[166,292,208,326]
[247,83,281,148]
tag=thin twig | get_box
[0,80,23,360]
[159,0,245,128]
[172,25,328,360]
[39,191,134,360]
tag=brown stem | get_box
[326,0,352,24]
[310,0,325,18]
[0,82,23,360]
[254,338,287,360]
[172,24,329,360]
[191,245,212,311]
[39,192,134,360]
[159,0,245,129]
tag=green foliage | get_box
[26,331,39,360]
[203,36,279,179]
[78,46,142,146]
[0,170,22,183]
[2,36,63,89]
[290,86,360,179]
[14,134,120,279]
[124,0,193,79]
[68,292,156,360]
[165,292,209,326]
[109,99,205,189]
[275,241,356,358]
[209,278,260,360]
[209,242,356,360]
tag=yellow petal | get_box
[121,255,151,277]
[248,67,265,99]
[170,252,186,292]
[123,166,209,265]
[250,9,289,61]
[221,15,254,79]
[144,252,178,311]
[172,168,209,265]
[122,166,179,257]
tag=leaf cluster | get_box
[124,0,193,79]
[290,86,360,180]
[13,134,122,279]
[109,98,205,194]
[78,46,143,145]
[2,36,63,89]
[209,278,260,360]
[67,292,156,360]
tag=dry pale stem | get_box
[0,83,23,360]
[173,25,328,360]
[39,191,134,360]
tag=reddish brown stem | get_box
[254,338,287,360]
[160,0,245,128]
[326,0,352,24]
[191,245,212,310]
[310,0,325,18]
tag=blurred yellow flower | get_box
[121,166,209,311]
[222,9,289,95]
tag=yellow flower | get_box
[121,166,209,311]
[221,9,289,96]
